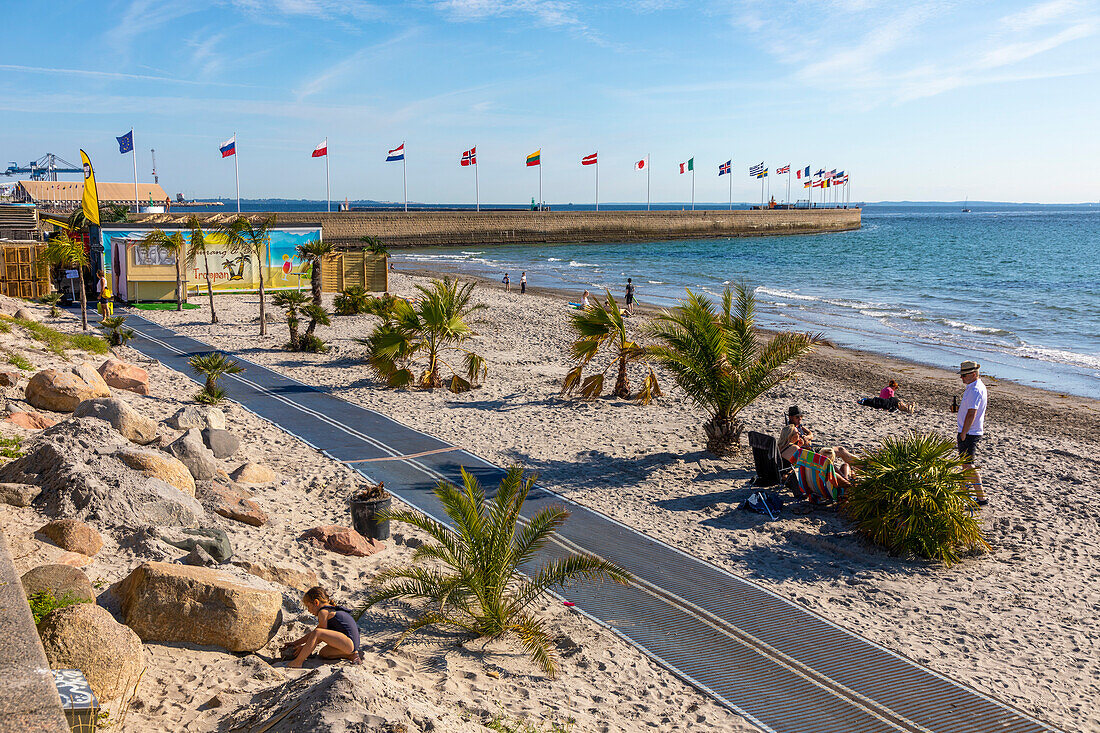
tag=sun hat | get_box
[959,360,981,375]
[787,405,803,418]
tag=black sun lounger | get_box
[748,431,784,487]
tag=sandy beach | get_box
[129,269,1100,732]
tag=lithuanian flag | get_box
[526,150,541,167]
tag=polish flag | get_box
[312,139,327,158]
[635,157,648,170]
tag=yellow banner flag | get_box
[79,149,100,226]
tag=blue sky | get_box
[2,0,1098,204]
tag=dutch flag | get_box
[386,143,405,162]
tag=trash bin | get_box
[349,487,391,541]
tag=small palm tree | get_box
[217,214,277,335]
[40,292,63,317]
[360,277,487,393]
[562,290,660,403]
[139,229,186,311]
[648,283,820,455]
[188,351,243,404]
[185,216,218,324]
[295,238,333,308]
[271,290,309,350]
[334,285,370,315]
[43,233,89,330]
[98,315,135,347]
[846,432,988,565]
[356,467,630,677]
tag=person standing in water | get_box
[502,272,510,290]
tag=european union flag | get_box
[116,130,133,154]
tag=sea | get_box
[192,201,1100,399]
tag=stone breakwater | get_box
[133,209,861,248]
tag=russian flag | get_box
[219,136,236,158]
[386,143,405,162]
[312,138,327,158]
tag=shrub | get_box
[0,436,24,460]
[6,316,110,356]
[40,292,63,317]
[357,467,629,676]
[845,432,988,565]
[28,589,88,625]
[334,285,371,315]
[98,315,136,346]
[6,351,32,370]
[188,352,243,404]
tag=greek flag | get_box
[748,162,765,177]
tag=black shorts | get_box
[958,434,981,461]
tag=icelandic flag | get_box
[461,147,476,166]
[116,130,133,154]
[220,136,236,158]
[386,143,405,162]
[797,165,810,179]
[719,160,731,176]
[312,139,328,157]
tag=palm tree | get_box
[185,216,217,323]
[360,277,487,393]
[271,290,308,350]
[356,467,630,677]
[187,351,243,404]
[139,229,186,311]
[561,290,660,403]
[217,214,277,335]
[98,315,135,346]
[43,233,89,330]
[294,238,333,308]
[648,283,820,455]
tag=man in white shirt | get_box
[956,360,988,506]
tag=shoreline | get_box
[399,263,1100,426]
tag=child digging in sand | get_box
[281,587,361,668]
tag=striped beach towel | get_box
[791,448,843,503]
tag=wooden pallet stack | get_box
[0,243,50,299]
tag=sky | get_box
[2,0,1098,204]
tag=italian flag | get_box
[679,158,693,174]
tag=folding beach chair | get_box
[790,448,844,504]
[749,431,783,487]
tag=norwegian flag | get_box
[461,147,476,166]
[581,152,598,166]
[776,164,790,174]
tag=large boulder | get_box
[301,525,384,557]
[4,410,56,429]
[21,564,95,603]
[201,427,240,459]
[0,418,205,528]
[116,449,196,496]
[166,405,226,431]
[203,483,267,526]
[38,603,145,702]
[38,519,103,556]
[25,364,111,413]
[233,561,318,592]
[231,462,279,485]
[166,428,218,481]
[97,358,149,395]
[73,397,157,445]
[13,307,37,322]
[0,481,39,507]
[117,561,282,652]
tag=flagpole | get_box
[131,129,138,213]
[691,162,695,211]
[325,140,330,213]
[647,156,651,211]
[595,153,599,212]
[786,171,790,207]
[475,157,480,212]
[402,145,408,212]
[728,164,732,210]
[233,131,240,213]
[539,162,543,212]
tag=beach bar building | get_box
[13,180,171,212]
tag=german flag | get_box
[526,150,541,167]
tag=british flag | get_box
[776,164,790,174]
[461,147,476,166]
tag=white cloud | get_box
[432,0,603,42]
[1000,0,1082,31]
[292,29,420,100]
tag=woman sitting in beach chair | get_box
[281,586,361,668]
[780,441,851,503]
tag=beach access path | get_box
[121,310,1062,733]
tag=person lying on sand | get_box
[281,587,361,668]
[880,380,916,413]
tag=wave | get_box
[1013,345,1100,370]
[569,260,598,267]
[648,280,665,284]
[547,257,562,261]
[938,319,1012,336]
[461,251,484,255]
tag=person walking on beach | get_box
[957,360,988,506]
[520,272,527,294]
[96,270,113,317]
[502,272,510,290]
[282,587,361,668]
[625,278,635,315]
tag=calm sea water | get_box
[384,204,1100,399]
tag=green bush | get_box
[5,316,110,356]
[6,351,32,370]
[0,436,24,460]
[98,315,136,347]
[29,589,88,625]
[845,432,988,565]
[334,285,371,315]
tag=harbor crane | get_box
[3,153,84,180]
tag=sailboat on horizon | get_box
[962,196,971,213]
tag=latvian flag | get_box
[312,139,327,158]
[796,165,810,179]
[386,143,405,162]
[776,164,791,174]
[461,147,476,166]
[219,136,236,158]
[749,162,766,178]
[718,160,731,176]
[581,152,598,166]
[635,157,648,170]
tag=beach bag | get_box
[739,490,783,519]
